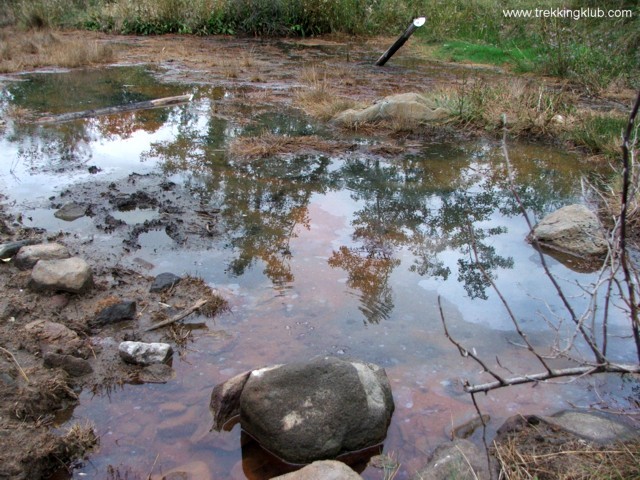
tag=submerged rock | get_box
[14,243,70,270]
[529,204,607,258]
[119,341,173,365]
[272,460,362,479]
[412,439,491,480]
[332,93,448,126]
[30,257,93,293]
[150,272,181,293]
[211,356,394,464]
[54,202,86,221]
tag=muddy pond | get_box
[1,62,637,479]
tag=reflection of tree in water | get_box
[222,154,330,287]
[3,66,180,172]
[330,150,518,321]
[147,107,333,287]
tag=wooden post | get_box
[375,17,426,67]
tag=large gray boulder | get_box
[210,357,394,464]
[332,93,448,126]
[30,257,93,293]
[529,204,607,257]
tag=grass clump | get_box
[0,28,114,72]
[435,41,537,72]
[495,436,640,480]
[294,66,362,121]
[568,112,628,159]
[432,78,572,138]
[229,133,347,160]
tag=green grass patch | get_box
[435,41,537,71]
[567,113,628,159]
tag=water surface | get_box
[1,66,636,479]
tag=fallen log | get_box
[35,93,194,124]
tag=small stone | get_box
[119,341,173,365]
[50,294,70,310]
[43,352,93,377]
[30,257,93,293]
[14,243,70,270]
[272,460,362,480]
[0,239,38,260]
[412,439,490,480]
[149,460,212,480]
[24,319,84,356]
[54,202,86,221]
[92,300,136,327]
[150,272,181,293]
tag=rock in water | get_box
[54,202,86,221]
[30,257,93,293]
[212,356,394,464]
[119,341,173,365]
[529,204,607,257]
[150,272,181,293]
[14,243,70,270]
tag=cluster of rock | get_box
[3,241,175,374]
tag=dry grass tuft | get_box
[432,77,572,138]
[294,65,361,121]
[229,133,349,160]
[494,419,640,480]
[0,28,114,73]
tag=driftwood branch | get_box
[35,94,193,124]
[145,298,208,332]
[465,364,640,394]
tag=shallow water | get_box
[1,66,637,479]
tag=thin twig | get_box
[144,298,208,331]
[0,346,29,383]
[438,296,506,386]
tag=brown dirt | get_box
[0,27,637,479]
[0,189,228,479]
